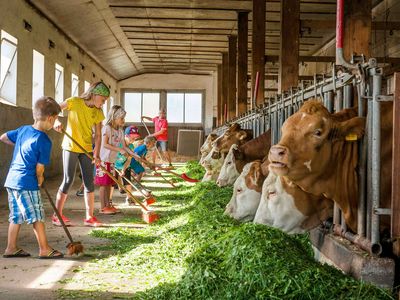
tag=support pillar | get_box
[237,11,249,115]
[343,0,371,60]
[278,0,299,93]
[251,0,265,107]
[217,64,223,126]
[228,35,237,120]
[222,52,229,124]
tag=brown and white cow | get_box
[199,133,218,166]
[254,171,333,234]
[217,130,271,187]
[224,161,266,222]
[268,100,392,232]
[202,123,253,182]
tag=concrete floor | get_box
[0,175,147,300]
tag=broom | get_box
[61,129,159,223]
[42,185,84,255]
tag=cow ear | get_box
[253,163,265,184]
[238,130,248,140]
[229,123,241,132]
[331,107,358,122]
[260,159,270,177]
[334,117,365,141]
[233,148,244,160]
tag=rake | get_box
[61,129,159,224]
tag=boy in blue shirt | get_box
[129,135,157,182]
[0,96,64,259]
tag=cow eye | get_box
[313,129,322,137]
[237,188,243,193]
[227,161,232,165]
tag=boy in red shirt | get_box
[142,109,172,167]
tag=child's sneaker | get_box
[99,207,116,215]
[109,205,121,213]
[84,216,102,227]
[52,215,71,226]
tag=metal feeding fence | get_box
[214,59,400,258]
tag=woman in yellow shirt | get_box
[53,82,109,227]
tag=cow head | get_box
[254,171,333,234]
[269,100,365,182]
[213,123,252,154]
[201,147,225,182]
[217,144,242,187]
[268,100,364,232]
[199,133,218,166]
[224,161,266,222]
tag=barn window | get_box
[167,92,202,124]
[55,63,64,103]
[32,50,44,106]
[84,80,90,93]
[124,92,160,122]
[0,30,18,105]
[71,73,79,97]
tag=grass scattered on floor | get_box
[57,161,394,300]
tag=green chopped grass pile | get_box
[175,160,205,180]
[59,161,393,299]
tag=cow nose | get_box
[269,145,287,160]
[216,179,225,187]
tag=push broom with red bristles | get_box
[61,129,159,224]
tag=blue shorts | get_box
[6,188,45,224]
[131,161,145,175]
[157,140,168,152]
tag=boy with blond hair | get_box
[0,96,63,259]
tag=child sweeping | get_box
[95,105,135,214]
[114,126,141,205]
[0,97,64,259]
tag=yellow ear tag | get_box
[345,133,358,141]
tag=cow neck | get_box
[281,176,333,231]
[239,129,272,161]
[324,140,359,232]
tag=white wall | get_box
[119,73,216,133]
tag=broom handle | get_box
[114,168,149,198]
[42,185,74,243]
[61,129,149,211]
[141,120,164,162]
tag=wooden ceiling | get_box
[29,0,387,80]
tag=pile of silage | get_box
[134,176,392,299]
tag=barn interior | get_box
[1,0,400,298]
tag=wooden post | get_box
[237,11,249,115]
[217,64,223,126]
[279,0,299,93]
[222,52,229,124]
[251,0,265,108]
[343,0,371,60]
[392,72,400,256]
[228,35,237,120]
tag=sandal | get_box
[3,248,31,258]
[38,249,64,259]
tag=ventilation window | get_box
[55,63,64,103]
[0,30,18,105]
[71,73,79,97]
[32,49,44,106]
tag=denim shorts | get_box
[7,188,45,224]
[156,140,168,152]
